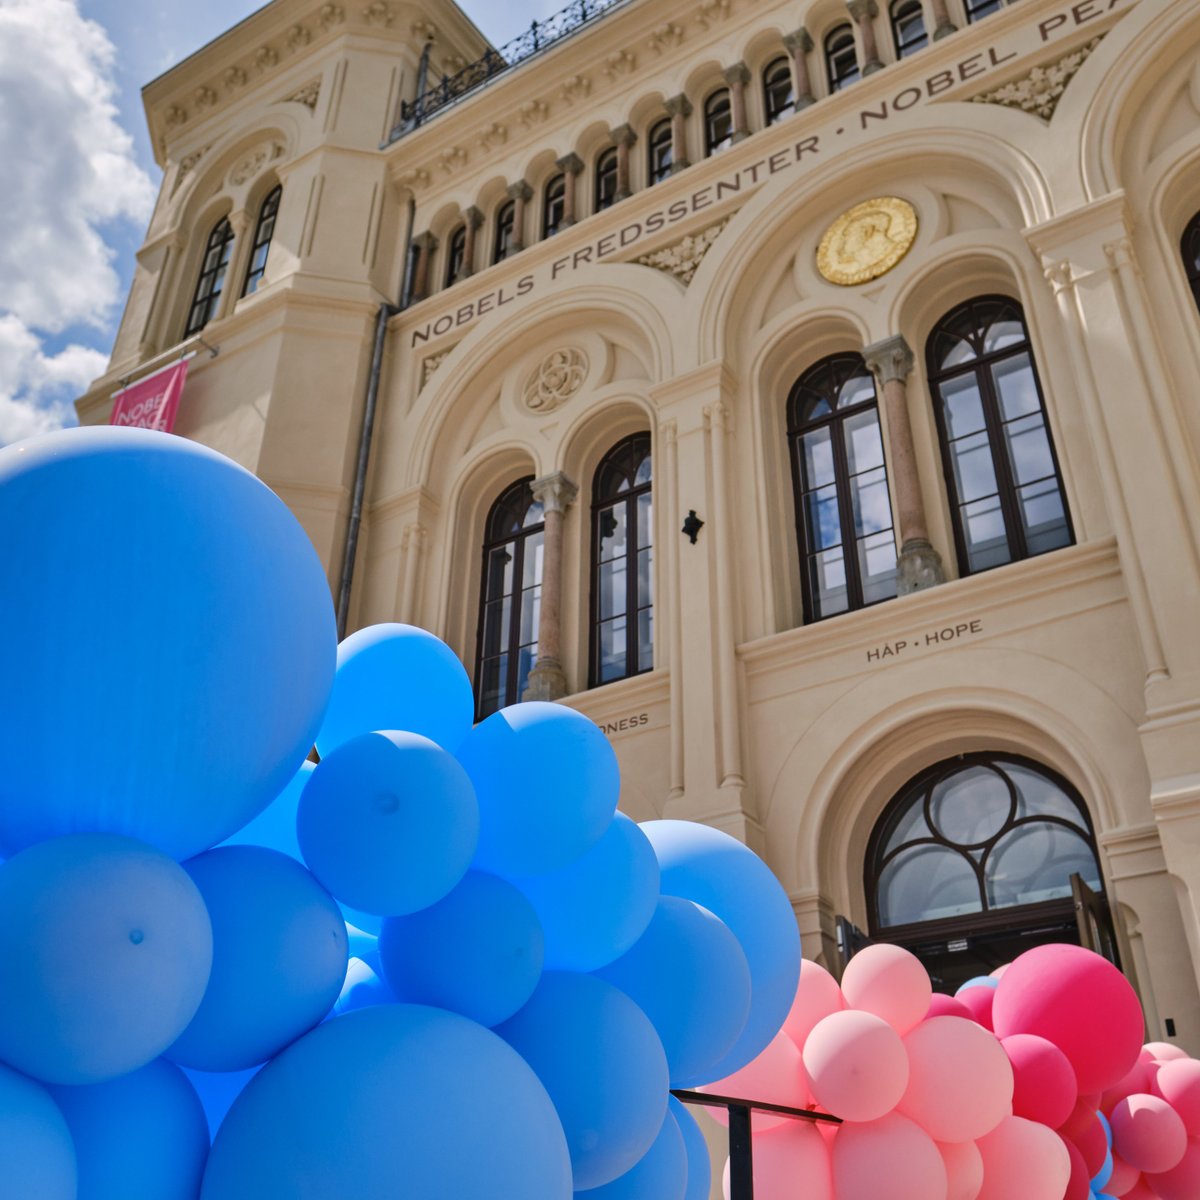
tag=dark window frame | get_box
[241,184,281,298]
[763,56,795,124]
[595,147,619,213]
[825,23,860,93]
[648,118,673,184]
[964,0,1004,22]
[1181,211,1200,311]
[703,87,733,156]
[543,173,566,238]
[445,224,467,287]
[185,215,236,337]
[493,199,516,264]
[890,0,928,57]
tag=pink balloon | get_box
[1154,1060,1200,1136]
[1121,1182,1160,1200]
[898,1017,1013,1143]
[782,959,845,1050]
[1111,1093,1188,1174]
[926,994,973,1020]
[1002,1034,1077,1128]
[992,945,1143,1093]
[841,945,931,1036]
[804,1011,909,1123]
[990,964,1010,980]
[976,1116,1071,1200]
[720,1120,832,1200]
[1104,1059,1157,1112]
[938,1139,983,1200]
[956,985,995,1031]
[833,1113,947,1200]
[703,1030,806,1133]
[1062,1136,1091,1200]
[1071,1114,1109,1178]
[1145,1137,1200,1200]
[1145,1042,1190,1063]
[1106,1150,1141,1197]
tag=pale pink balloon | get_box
[703,1030,806,1132]
[1111,1093,1188,1174]
[976,1116,1071,1200]
[938,1139,983,1200]
[841,944,932,1036]
[1103,1058,1157,1112]
[1145,1137,1200,1200]
[1002,1033,1077,1129]
[1154,1060,1200,1136]
[720,1120,833,1200]
[1106,1150,1141,1197]
[833,1113,947,1200]
[1145,1042,1190,1063]
[898,1017,1013,1143]
[926,993,973,1020]
[782,959,845,1050]
[804,1010,909,1123]
[989,964,1010,980]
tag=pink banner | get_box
[110,359,189,432]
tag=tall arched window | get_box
[591,434,653,686]
[493,200,516,264]
[825,24,859,93]
[1181,211,1200,310]
[543,174,566,238]
[185,216,235,336]
[788,354,897,622]
[241,185,281,297]
[927,296,1072,576]
[595,147,619,213]
[475,478,545,719]
[890,0,928,57]
[763,56,795,124]
[704,88,733,156]
[648,119,673,184]
[444,224,467,287]
[965,0,1004,21]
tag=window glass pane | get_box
[801,427,836,489]
[992,353,1040,421]
[966,0,1003,20]
[638,608,653,671]
[764,59,794,123]
[884,800,934,853]
[809,547,848,616]
[485,545,514,599]
[516,643,537,700]
[929,765,1012,845]
[878,845,981,926]
[940,375,986,439]
[1009,765,1088,828]
[837,373,876,410]
[478,655,507,718]
[949,430,999,504]
[850,467,891,537]
[844,409,885,474]
[636,492,652,546]
[522,531,544,588]
[634,452,652,488]
[805,484,842,551]
[598,503,627,562]
[519,583,540,647]
[1016,477,1070,555]
[983,318,1025,355]
[482,597,511,658]
[960,495,1011,571]
[637,545,654,608]
[858,530,898,604]
[986,822,1101,907]
[1004,412,1056,485]
[597,617,627,682]
[598,559,628,620]
[706,91,732,154]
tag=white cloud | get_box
[0,0,155,445]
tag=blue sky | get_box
[0,0,554,445]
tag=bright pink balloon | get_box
[1071,1114,1109,1177]
[841,945,932,1037]
[720,1120,832,1200]
[804,1011,909,1123]
[1121,1182,1160,1200]
[1002,1034,1077,1128]
[833,1113,947,1200]
[1062,1136,1091,1200]
[956,985,995,1031]
[703,1030,806,1133]
[782,960,845,1050]
[992,945,1143,1093]
[926,994,973,1020]
[1059,1092,1103,1139]
[938,1139,983,1200]
[1145,1043,1190,1063]
[1106,1150,1141,1197]
[1145,1137,1200,1200]
[1154,1060,1200,1136]
[976,1116,1070,1200]
[1104,1059,1157,1112]
[1111,1093,1188,1173]
[898,1017,1013,1143]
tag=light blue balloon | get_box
[167,846,348,1072]
[333,957,395,1016]
[495,972,670,1191]
[0,1063,76,1199]
[182,1066,261,1140]
[576,1109,687,1200]
[668,1097,711,1200]
[379,870,544,1027]
[596,896,750,1087]
[641,820,801,1082]
[515,813,659,972]
[297,730,478,915]
[1097,1109,1112,1149]
[0,427,335,862]
[316,623,475,756]
[201,1006,572,1199]
[955,975,1000,994]
[458,702,621,878]
[1092,1111,1113,1190]
[50,1059,209,1199]
[220,759,314,861]
[0,833,212,1084]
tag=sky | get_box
[0,0,558,447]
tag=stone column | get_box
[861,334,945,593]
[611,123,637,201]
[665,94,693,174]
[847,0,883,75]
[409,230,437,303]
[460,206,483,278]
[782,29,816,109]
[722,62,751,143]
[929,0,958,40]
[556,152,583,228]
[507,180,532,253]
[522,471,579,702]
[216,210,251,321]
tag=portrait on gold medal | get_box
[817,197,919,286]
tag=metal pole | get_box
[728,1103,754,1200]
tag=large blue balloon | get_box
[316,623,474,755]
[596,896,751,1087]
[50,1059,209,1199]
[515,812,659,972]
[641,821,800,1082]
[495,971,669,1190]
[182,1065,261,1140]
[458,702,621,878]
[298,730,479,915]
[0,1063,76,1198]
[0,833,212,1084]
[220,759,314,860]
[576,1108,687,1200]
[379,870,544,1027]
[669,1097,712,1200]
[201,1005,572,1199]
[167,846,348,1071]
[0,427,336,862]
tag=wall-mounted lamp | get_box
[682,510,704,544]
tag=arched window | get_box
[763,56,795,124]
[825,24,859,93]
[475,478,545,719]
[444,224,467,288]
[543,174,566,238]
[241,185,281,297]
[1181,211,1200,310]
[493,200,516,264]
[787,354,897,622]
[591,434,653,686]
[595,147,619,213]
[866,754,1109,989]
[927,296,1072,576]
[965,0,1004,21]
[185,216,235,337]
[648,118,673,184]
[890,0,928,57]
[704,88,733,156]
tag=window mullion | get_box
[978,358,1027,562]
[832,417,863,611]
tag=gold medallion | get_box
[816,197,919,286]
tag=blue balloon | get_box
[167,846,348,1072]
[298,730,478,915]
[201,1006,572,1199]
[515,813,659,972]
[50,1059,209,1199]
[641,820,801,1082]
[379,870,544,1027]
[668,1097,711,1200]
[316,623,475,756]
[458,702,620,878]
[333,957,395,1016]
[1097,1110,1112,1148]
[220,759,314,860]
[0,833,212,1084]
[596,896,751,1087]
[955,975,999,995]
[0,1062,76,1198]
[495,972,669,1190]
[182,1065,261,1140]
[0,427,335,862]
[576,1109,687,1200]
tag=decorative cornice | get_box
[420,346,455,389]
[695,0,731,30]
[647,21,685,55]
[635,217,729,285]
[282,78,321,110]
[970,36,1103,121]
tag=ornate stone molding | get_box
[228,141,285,186]
[437,145,468,174]
[603,49,637,81]
[410,18,437,40]
[970,36,1103,121]
[317,4,345,30]
[362,1,393,27]
[254,45,279,73]
[171,145,211,195]
[695,0,731,29]
[476,122,508,151]
[529,471,579,515]
[559,74,592,105]
[523,348,589,413]
[223,66,247,91]
[517,99,549,127]
[193,86,218,112]
[648,22,685,55]
[420,347,455,389]
[396,167,430,191]
[635,217,729,285]
[861,334,915,385]
[283,79,322,110]
[287,24,312,51]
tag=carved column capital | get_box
[664,93,693,118]
[783,27,813,53]
[556,152,584,176]
[412,230,438,252]
[506,179,533,202]
[463,205,484,229]
[846,0,879,19]
[722,60,750,86]
[862,334,915,386]
[610,122,637,147]
[530,471,579,515]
